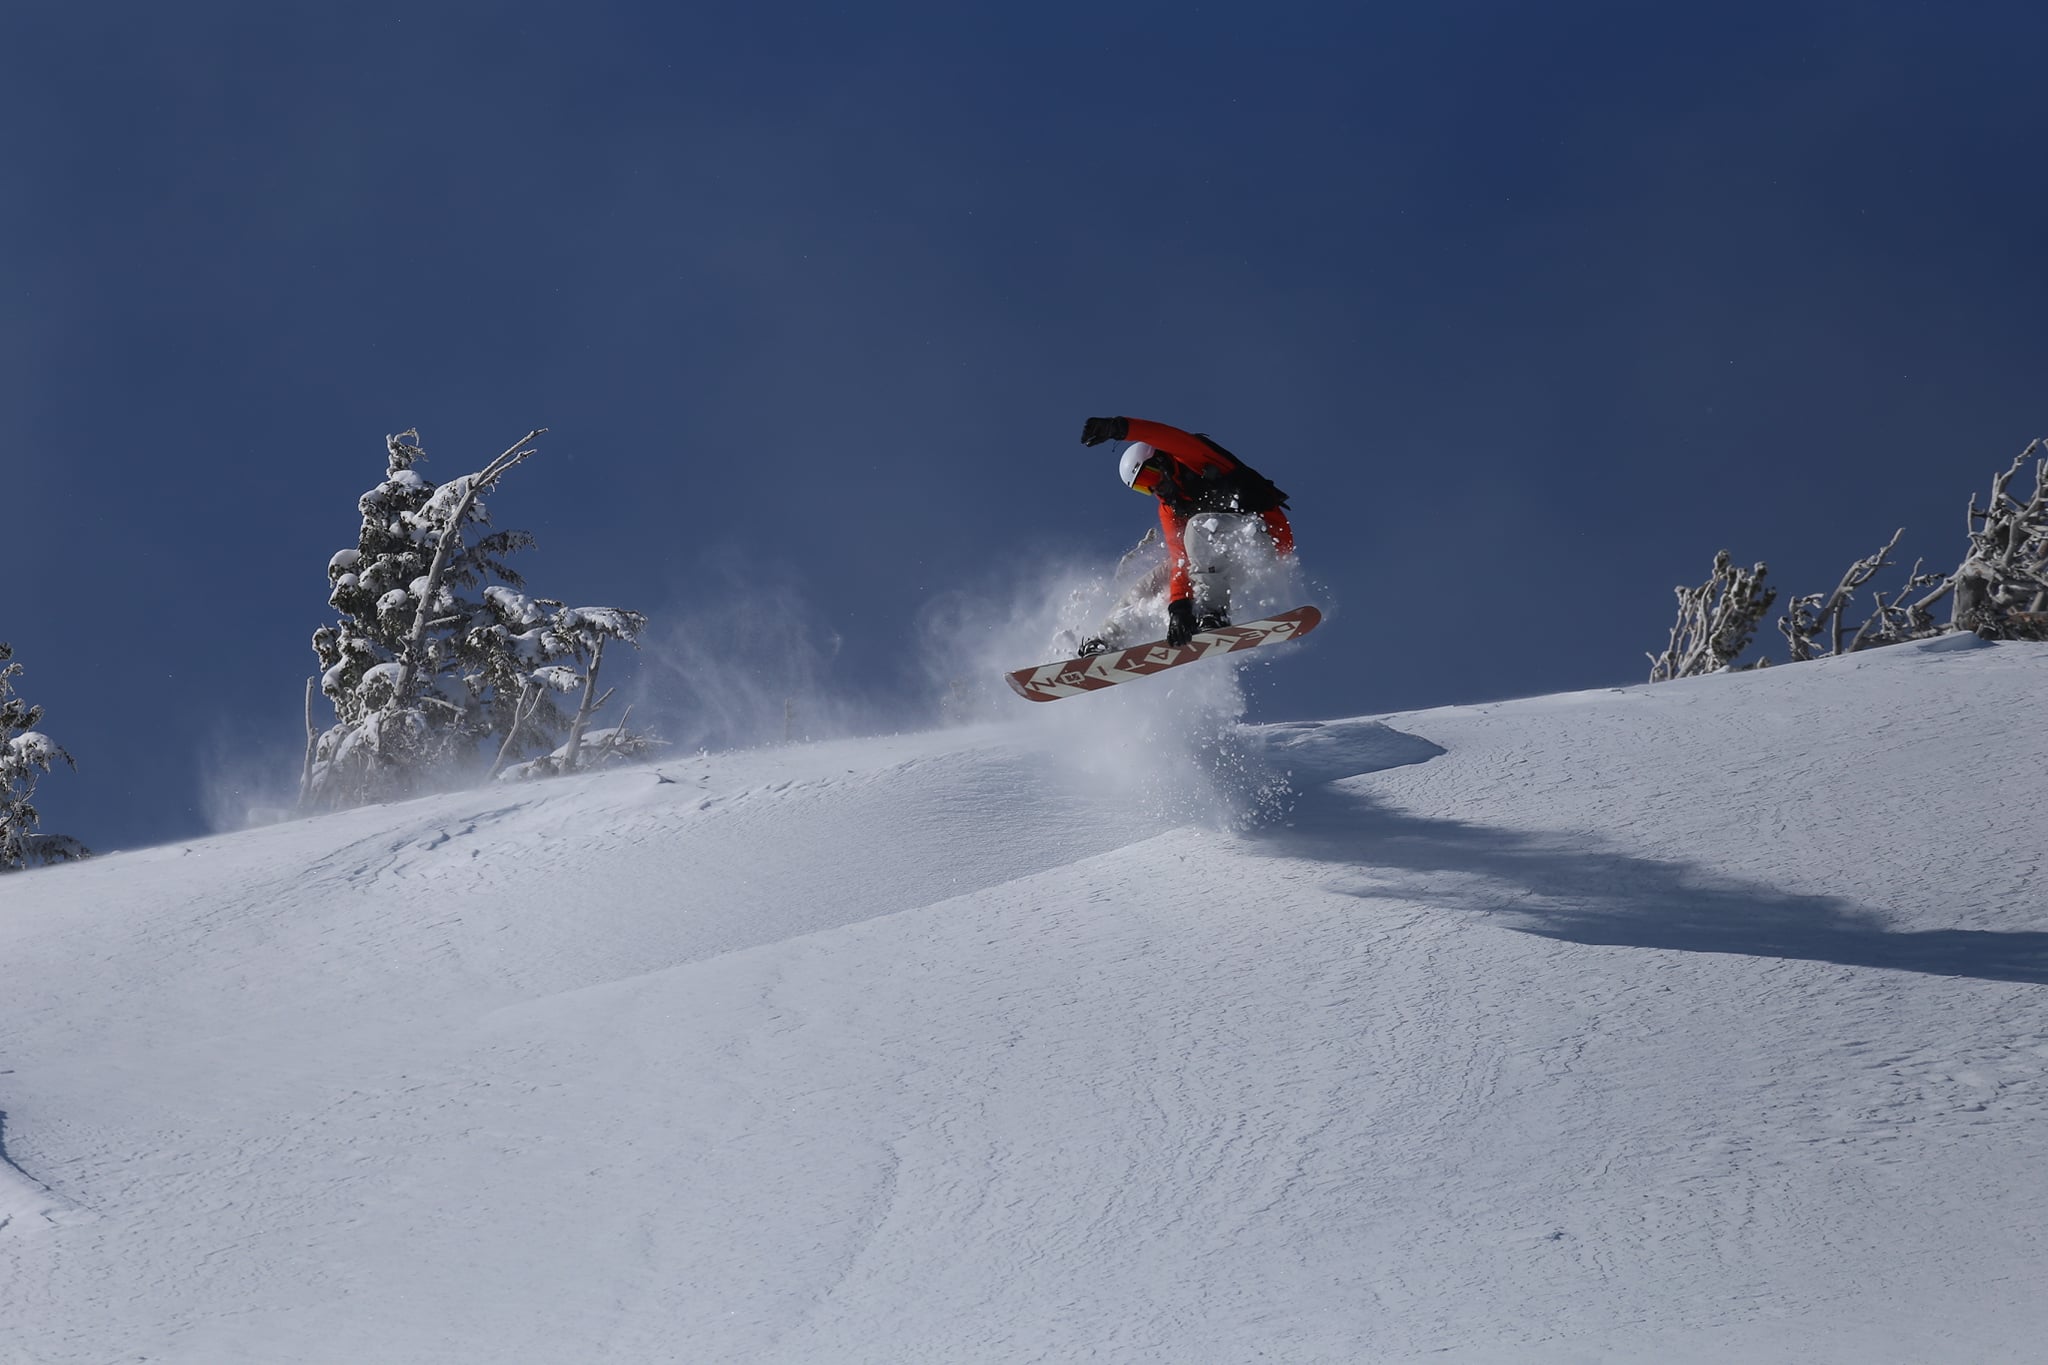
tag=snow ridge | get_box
[2,640,2046,1363]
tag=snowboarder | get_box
[1075,416,1295,653]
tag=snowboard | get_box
[1005,605,1322,703]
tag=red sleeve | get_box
[1159,501,1193,601]
[1262,507,1295,556]
[1123,418,1234,477]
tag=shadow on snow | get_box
[1248,724,2048,987]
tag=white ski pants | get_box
[1181,512,1281,619]
[1094,512,1283,647]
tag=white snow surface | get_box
[4,638,2047,1363]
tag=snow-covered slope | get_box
[4,639,2046,1364]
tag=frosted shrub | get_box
[1648,551,1776,681]
[1653,435,2048,677]
[1951,440,2048,640]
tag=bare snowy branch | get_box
[1777,528,1916,663]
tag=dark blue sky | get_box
[8,2,2047,852]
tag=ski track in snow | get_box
[1,640,2045,1362]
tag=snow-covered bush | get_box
[496,716,664,782]
[1654,437,2048,678]
[1950,439,2048,640]
[1773,441,2048,662]
[1647,551,1776,681]
[1,642,90,871]
[304,429,652,809]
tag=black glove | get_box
[1081,416,1129,447]
[1165,598,1198,647]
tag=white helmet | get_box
[1118,441,1158,492]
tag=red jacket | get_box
[1124,418,1295,601]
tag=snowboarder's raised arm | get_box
[1121,418,1235,475]
[1081,416,1234,476]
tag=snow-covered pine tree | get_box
[305,429,651,809]
[0,642,91,871]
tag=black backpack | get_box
[1176,433,1290,514]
